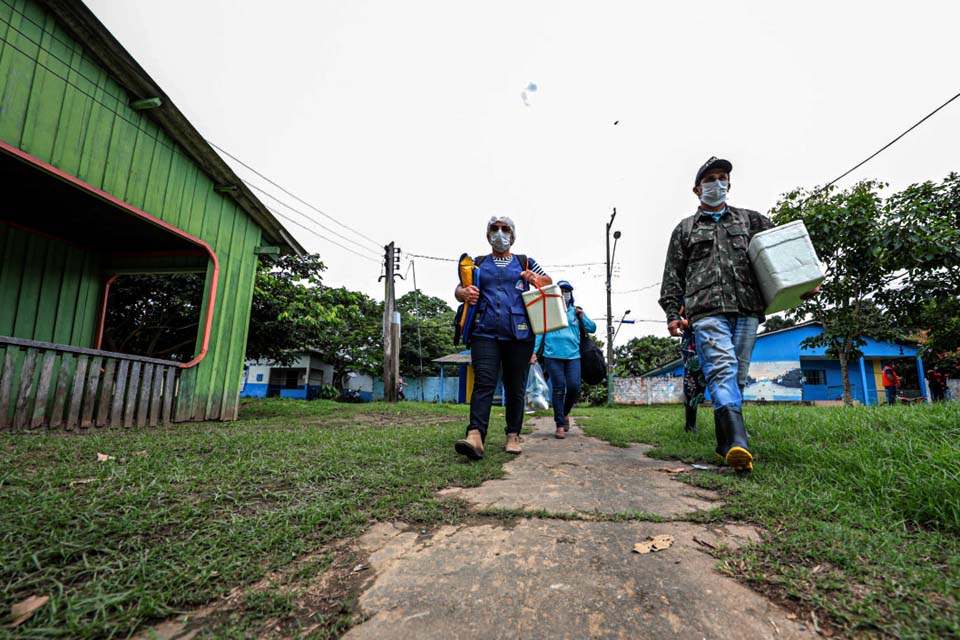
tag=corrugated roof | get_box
[433,353,472,364]
[39,0,305,255]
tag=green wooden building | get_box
[0,0,304,429]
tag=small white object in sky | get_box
[521,82,538,107]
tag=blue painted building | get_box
[240,350,334,400]
[643,321,926,405]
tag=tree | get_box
[394,290,456,377]
[246,253,327,365]
[614,335,679,376]
[102,273,204,361]
[761,315,796,334]
[770,181,900,405]
[309,287,383,388]
[879,173,960,357]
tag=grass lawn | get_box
[1,398,958,638]
[578,402,960,639]
[0,400,511,638]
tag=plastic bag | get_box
[525,363,550,411]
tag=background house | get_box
[0,0,302,429]
[638,321,928,405]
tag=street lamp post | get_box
[605,208,620,408]
[614,309,632,344]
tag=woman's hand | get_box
[529,354,538,365]
[521,270,550,288]
[457,284,480,305]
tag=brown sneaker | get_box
[563,416,571,432]
[455,429,484,460]
[505,433,522,454]
[555,426,566,439]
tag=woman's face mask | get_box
[488,229,512,253]
[562,291,572,305]
[699,179,729,207]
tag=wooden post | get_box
[382,242,398,402]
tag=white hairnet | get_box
[487,216,516,242]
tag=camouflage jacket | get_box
[658,205,775,325]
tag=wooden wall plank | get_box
[123,360,141,427]
[65,354,88,429]
[80,356,101,428]
[0,347,15,429]
[161,366,177,425]
[109,359,129,426]
[49,352,71,427]
[221,222,262,420]
[12,347,38,429]
[136,363,153,427]
[95,358,115,427]
[148,363,163,427]
[30,349,56,427]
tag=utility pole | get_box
[381,242,401,402]
[605,208,620,408]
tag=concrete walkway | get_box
[344,417,815,640]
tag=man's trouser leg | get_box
[693,315,753,471]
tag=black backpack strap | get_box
[474,254,488,267]
[680,215,696,255]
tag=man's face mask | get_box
[488,229,512,253]
[562,291,572,305]
[700,179,729,207]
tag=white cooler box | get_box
[747,220,824,314]
[522,284,569,335]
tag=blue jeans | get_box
[543,357,581,427]
[469,337,534,439]
[885,386,897,405]
[692,315,760,411]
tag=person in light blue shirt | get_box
[532,280,597,439]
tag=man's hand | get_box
[529,354,538,365]
[668,319,683,337]
[460,284,480,305]
[575,306,583,318]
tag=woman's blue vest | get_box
[472,255,533,342]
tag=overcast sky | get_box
[86,0,960,345]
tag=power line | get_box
[266,208,380,264]
[208,142,384,251]
[614,281,661,294]
[822,89,960,190]
[244,181,381,258]
[408,253,457,263]
[540,261,607,268]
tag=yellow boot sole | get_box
[725,446,753,472]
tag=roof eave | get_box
[38,0,305,256]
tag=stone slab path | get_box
[344,417,816,640]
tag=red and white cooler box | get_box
[522,284,569,335]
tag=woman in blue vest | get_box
[454,216,552,459]
[532,281,596,439]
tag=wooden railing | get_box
[0,336,181,430]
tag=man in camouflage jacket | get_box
[658,157,774,472]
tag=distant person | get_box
[882,362,901,405]
[926,367,945,403]
[532,280,597,439]
[678,305,706,433]
[397,376,406,401]
[453,216,552,459]
[659,156,818,471]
